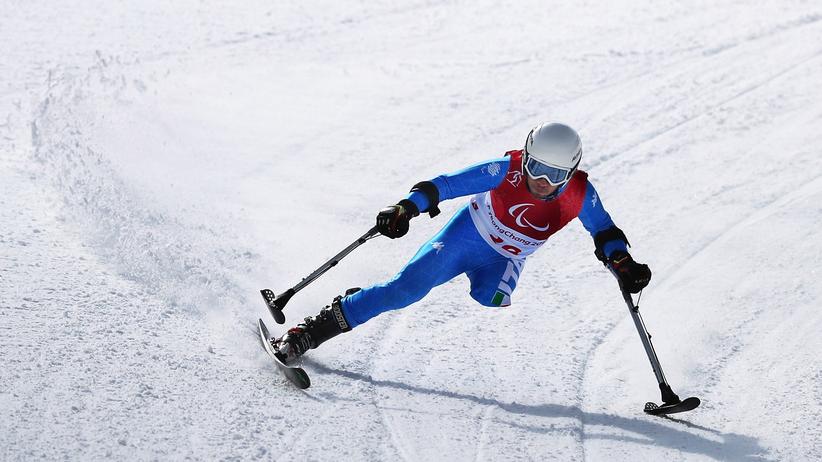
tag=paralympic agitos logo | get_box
[508,203,550,232]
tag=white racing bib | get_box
[467,192,546,259]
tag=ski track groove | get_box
[587,27,822,171]
[274,386,339,462]
[473,405,495,462]
[372,314,414,462]
[347,316,411,462]
[655,173,822,295]
[590,53,821,172]
[375,382,412,462]
[469,41,716,151]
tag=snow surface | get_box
[2,1,821,460]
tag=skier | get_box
[270,122,652,363]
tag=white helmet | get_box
[523,122,582,186]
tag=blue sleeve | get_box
[577,180,628,258]
[405,157,510,212]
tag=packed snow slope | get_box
[2,1,821,460]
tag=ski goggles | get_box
[523,153,579,186]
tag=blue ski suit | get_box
[340,155,627,328]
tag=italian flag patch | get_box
[491,291,506,306]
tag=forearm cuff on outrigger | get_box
[594,226,630,263]
[410,181,441,218]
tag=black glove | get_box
[376,199,419,239]
[608,251,651,293]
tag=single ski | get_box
[257,318,311,389]
[644,396,701,416]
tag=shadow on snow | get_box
[305,359,771,461]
